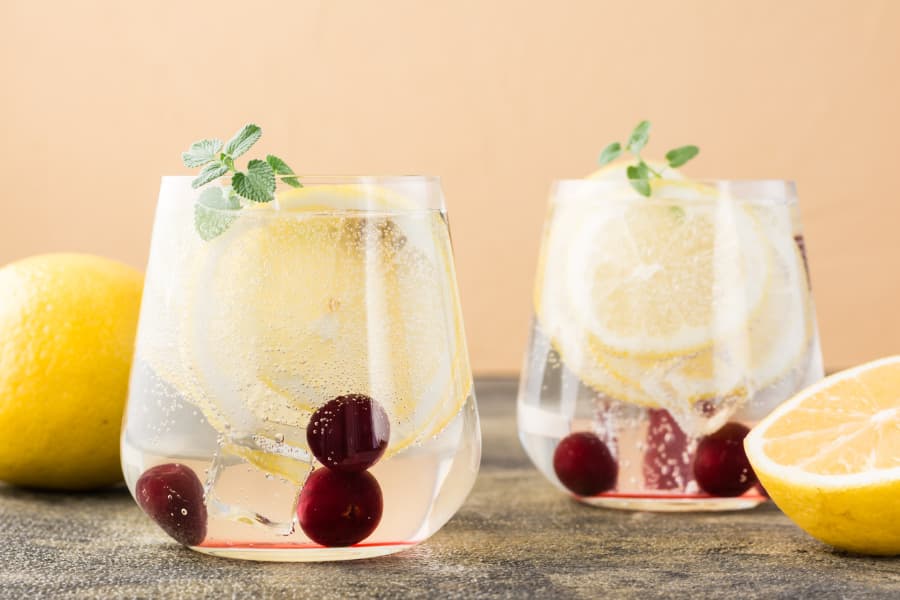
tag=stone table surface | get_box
[1,379,898,599]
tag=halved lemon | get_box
[745,356,900,555]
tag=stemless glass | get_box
[518,179,823,511]
[122,176,480,560]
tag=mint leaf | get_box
[266,154,302,188]
[265,154,293,175]
[197,186,240,211]
[191,160,229,188]
[629,162,650,179]
[232,159,276,202]
[626,164,651,197]
[665,145,700,168]
[598,142,622,167]
[194,187,241,241]
[182,139,223,167]
[626,121,651,153]
[629,179,651,197]
[224,124,262,158]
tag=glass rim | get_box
[552,178,796,185]
[161,174,441,184]
[551,178,798,207]
[159,175,445,215]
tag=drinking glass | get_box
[518,179,823,510]
[122,176,480,560]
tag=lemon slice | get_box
[564,182,769,357]
[535,196,656,406]
[745,356,900,555]
[535,173,815,418]
[180,185,471,458]
[591,195,814,404]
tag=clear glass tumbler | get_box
[122,176,480,560]
[518,179,823,511]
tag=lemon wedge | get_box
[745,356,900,555]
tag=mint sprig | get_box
[194,187,240,241]
[181,124,302,239]
[598,121,699,197]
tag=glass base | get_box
[577,494,766,512]
[191,542,415,562]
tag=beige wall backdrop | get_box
[2,1,899,373]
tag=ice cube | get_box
[204,433,313,535]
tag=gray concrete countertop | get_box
[1,379,897,599]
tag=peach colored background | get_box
[2,1,899,373]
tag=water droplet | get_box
[180,508,188,516]
[274,432,285,443]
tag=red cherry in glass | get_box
[298,468,383,547]
[307,394,390,472]
[135,463,207,546]
[693,422,757,497]
[553,432,617,496]
[643,409,691,491]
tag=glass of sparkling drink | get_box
[122,175,480,560]
[518,177,823,510]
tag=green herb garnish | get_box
[181,124,301,239]
[598,121,699,197]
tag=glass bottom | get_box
[191,541,415,562]
[577,493,766,512]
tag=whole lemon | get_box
[0,253,143,490]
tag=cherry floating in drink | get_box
[693,422,757,497]
[307,394,390,472]
[553,432,618,496]
[135,463,207,546]
[298,468,383,547]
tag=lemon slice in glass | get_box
[180,184,471,458]
[565,181,770,357]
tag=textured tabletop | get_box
[1,379,897,599]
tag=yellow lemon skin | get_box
[756,474,900,556]
[0,254,143,490]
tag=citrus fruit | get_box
[0,253,143,489]
[536,170,813,425]
[139,184,470,466]
[745,356,900,555]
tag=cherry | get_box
[307,394,390,472]
[135,463,207,546]
[553,432,617,496]
[298,468,383,547]
[693,422,757,497]
[643,409,691,491]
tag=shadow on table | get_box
[0,481,131,503]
